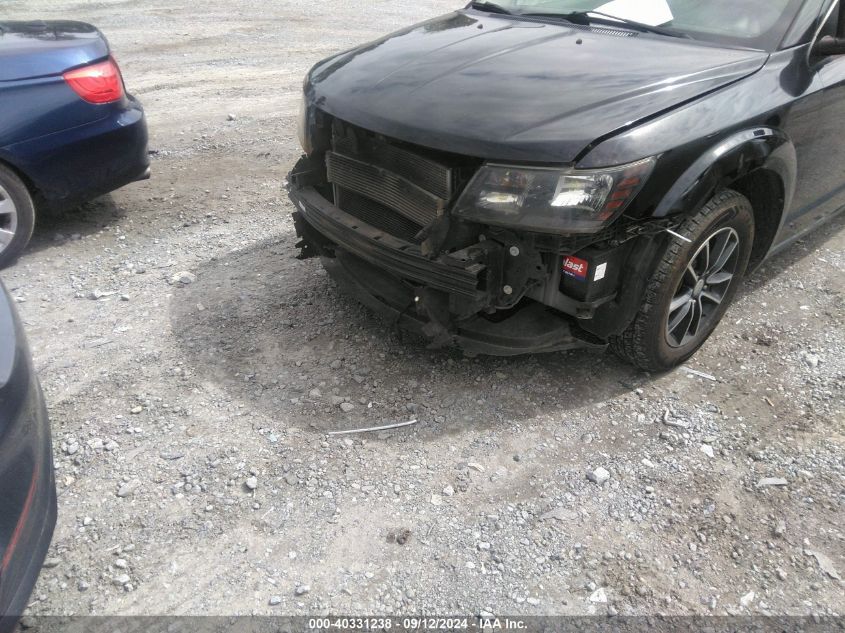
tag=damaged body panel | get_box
[288,1,845,370]
[288,120,668,355]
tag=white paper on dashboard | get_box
[593,0,674,26]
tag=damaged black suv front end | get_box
[288,111,674,355]
[284,0,840,369]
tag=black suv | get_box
[288,0,845,371]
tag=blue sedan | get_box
[0,20,149,268]
[0,280,56,633]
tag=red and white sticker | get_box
[562,255,589,281]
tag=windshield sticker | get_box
[594,0,674,26]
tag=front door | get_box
[780,0,845,244]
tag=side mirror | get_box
[813,35,845,56]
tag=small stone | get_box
[587,467,610,485]
[756,477,788,488]
[42,558,61,569]
[740,591,755,608]
[339,402,355,413]
[112,574,131,587]
[295,584,310,596]
[467,462,485,472]
[641,458,655,468]
[77,580,89,592]
[330,359,342,370]
[116,482,139,498]
[130,406,143,415]
[777,568,788,581]
[269,596,281,606]
[227,113,237,121]
[170,271,196,285]
[589,588,608,603]
[801,352,820,368]
[114,559,128,569]
[773,519,786,537]
[442,485,455,496]
[245,477,258,491]
[477,541,491,551]
[430,494,443,506]
[700,444,715,458]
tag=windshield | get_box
[473,0,808,50]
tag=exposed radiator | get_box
[325,128,456,239]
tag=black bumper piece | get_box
[290,186,481,297]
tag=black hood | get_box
[308,11,769,164]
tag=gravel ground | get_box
[2,0,844,620]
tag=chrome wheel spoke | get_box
[0,196,14,217]
[668,299,693,340]
[670,289,694,313]
[0,228,14,246]
[707,271,734,285]
[687,298,704,338]
[708,234,738,276]
[700,289,723,306]
[685,264,699,284]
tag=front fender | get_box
[651,127,797,220]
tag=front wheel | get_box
[610,189,754,372]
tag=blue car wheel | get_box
[0,164,35,269]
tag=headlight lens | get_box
[452,158,656,234]
[296,91,313,156]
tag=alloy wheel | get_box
[665,227,740,348]
[0,183,18,256]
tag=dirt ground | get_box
[2,0,843,620]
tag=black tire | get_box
[0,164,36,269]
[610,189,754,372]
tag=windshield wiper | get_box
[522,10,692,39]
[468,1,514,15]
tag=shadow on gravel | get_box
[169,214,844,436]
[26,194,128,256]
[169,232,642,435]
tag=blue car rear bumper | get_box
[2,94,149,209]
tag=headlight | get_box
[296,90,313,156]
[452,158,656,234]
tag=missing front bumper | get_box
[289,183,612,355]
[321,251,605,356]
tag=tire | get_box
[610,189,754,372]
[0,164,36,269]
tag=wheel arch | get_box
[0,153,40,202]
[653,127,795,271]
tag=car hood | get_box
[308,11,769,164]
[0,21,108,82]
